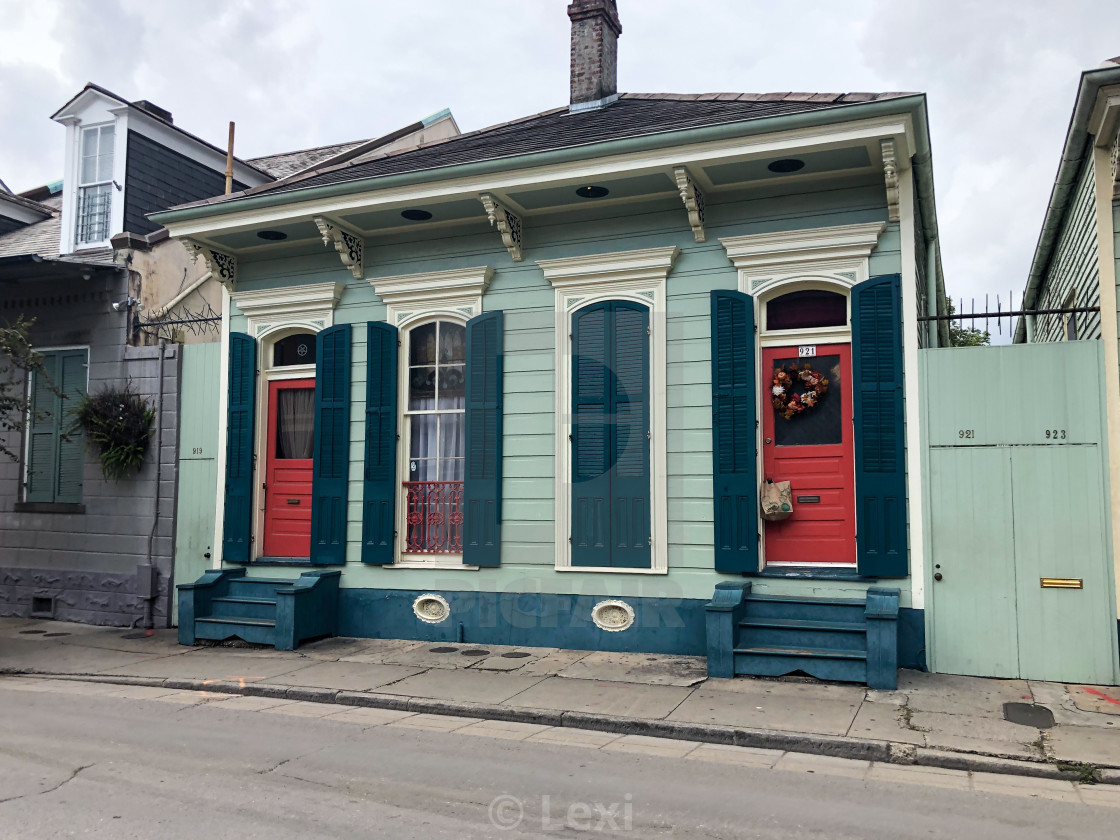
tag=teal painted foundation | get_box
[336,587,927,667]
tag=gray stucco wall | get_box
[0,269,181,627]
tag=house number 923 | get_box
[1044,429,1067,440]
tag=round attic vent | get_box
[767,158,806,174]
[257,230,288,241]
[401,209,433,221]
[575,185,610,199]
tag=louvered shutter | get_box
[222,333,257,563]
[310,323,351,564]
[609,302,652,568]
[361,321,398,564]
[710,290,759,572]
[571,303,612,567]
[852,274,908,577]
[55,350,88,503]
[464,311,503,566]
[25,353,60,503]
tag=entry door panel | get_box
[263,379,315,557]
[1012,446,1115,685]
[928,447,1019,678]
[761,344,855,564]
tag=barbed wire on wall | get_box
[135,301,222,342]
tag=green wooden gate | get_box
[172,342,221,625]
[923,342,1118,685]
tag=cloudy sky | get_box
[1,0,1115,334]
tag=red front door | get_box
[263,379,315,558]
[761,344,855,565]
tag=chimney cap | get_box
[567,0,622,35]
[131,99,173,124]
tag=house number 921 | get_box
[958,430,974,439]
[1044,429,1067,440]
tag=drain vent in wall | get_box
[30,597,54,617]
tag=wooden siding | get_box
[229,176,910,603]
[1034,155,1101,342]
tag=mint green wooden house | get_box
[164,2,949,688]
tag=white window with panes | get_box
[401,319,466,556]
[76,124,114,246]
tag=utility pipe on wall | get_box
[143,339,167,631]
[148,271,212,320]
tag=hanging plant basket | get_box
[74,381,155,480]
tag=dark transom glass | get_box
[767,290,847,331]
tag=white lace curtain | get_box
[277,389,314,459]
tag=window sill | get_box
[14,502,85,514]
[390,558,479,571]
[555,565,666,575]
[241,557,315,567]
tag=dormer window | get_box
[76,124,114,245]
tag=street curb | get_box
[8,672,1115,785]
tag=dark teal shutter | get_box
[852,273,908,577]
[710,290,759,573]
[55,350,88,504]
[361,321,398,564]
[25,353,60,503]
[310,323,352,564]
[571,301,651,569]
[223,332,257,563]
[464,311,503,566]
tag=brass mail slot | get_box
[797,495,821,504]
[286,498,301,505]
[1040,578,1082,589]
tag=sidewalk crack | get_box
[0,763,94,806]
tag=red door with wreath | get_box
[761,344,856,565]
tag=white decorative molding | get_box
[231,281,344,339]
[881,139,900,222]
[591,600,635,632]
[413,593,451,624]
[537,245,679,292]
[540,246,677,576]
[313,216,364,280]
[369,265,493,328]
[479,193,523,262]
[720,221,887,298]
[183,240,237,290]
[673,165,706,242]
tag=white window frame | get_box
[224,281,344,561]
[721,223,884,571]
[538,246,678,575]
[369,265,493,569]
[75,123,116,247]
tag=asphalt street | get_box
[0,682,1116,839]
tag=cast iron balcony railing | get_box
[403,481,464,554]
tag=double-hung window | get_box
[403,320,465,554]
[76,125,114,246]
[25,349,88,504]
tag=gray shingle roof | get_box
[248,139,369,179]
[246,92,915,198]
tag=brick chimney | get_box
[568,0,622,110]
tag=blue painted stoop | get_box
[177,568,341,651]
[705,582,899,690]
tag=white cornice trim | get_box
[370,265,493,310]
[537,246,680,290]
[720,222,887,272]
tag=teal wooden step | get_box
[210,596,277,621]
[226,577,296,599]
[733,645,868,684]
[740,618,868,652]
[193,616,278,646]
[744,594,866,623]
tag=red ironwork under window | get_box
[404,481,464,553]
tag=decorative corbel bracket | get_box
[673,166,706,242]
[881,139,900,223]
[182,240,236,290]
[313,216,364,280]
[479,193,523,262]
[1110,133,1119,194]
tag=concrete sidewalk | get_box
[2,617,1118,783]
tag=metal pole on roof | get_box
[225,121,235,195]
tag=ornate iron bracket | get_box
[313,216,364,280]
[673,166,706,242]
[182,240,236,290]
[881,139,900,223]
[479,193,523,262]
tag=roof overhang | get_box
[0,253,122,284]
[151,95,938,259]
[0,192,52,225]
[1015,63,1120,342]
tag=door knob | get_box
[765,437,772,445]
[933,572,943,582]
